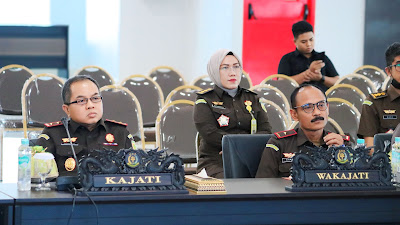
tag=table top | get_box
[0,178,398,205]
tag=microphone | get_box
[56,117,81,191]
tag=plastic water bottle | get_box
[18,139,31,191]
[392,137,400,186]
[355,139,365,149]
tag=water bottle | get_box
[392,137,400,186]
[18,138,31,191]
[355,139,365,149]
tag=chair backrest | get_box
[327,98,360,143]
[335,74,377,96]
[149,66,186,101]
[260,74,299,101]
[240,70,253,89]
[156,100,196,163]
[100,85,145,149]
[0,64,34,115]
[191,75,214,90]
[354,65,387,91]
[22,74,65,138]
[250,84,291,118]
[373,133,392,153]
[164,85,202,104]
[222,134,274,178]
[325,84,366,114]
[382,76,392,91]
[120,74,164,127]
[289,117,344,135]
[75,65,115,88]
[259,99,290,133]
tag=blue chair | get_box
[222,134,273,178]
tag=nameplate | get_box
[93,173,172,188]
[305,170,379,183]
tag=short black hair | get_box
[62,75,100,104]
[385,42,400,67]
[292,21,313,39]
[290,84,326,109]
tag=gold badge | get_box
[62,137,77,143]
[245,100,253,112]
[65,158,76,171]
[105,133,115,143]
[212,101,223,106]
[384,109,396,114]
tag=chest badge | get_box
[65,157,76,171]
[104,133,118,146]
[282,152,295,163]
[212,101,223,106]
[217,114,230,127]
[61,137,78,146]
[384,109,396,114]
[244,100,253,112]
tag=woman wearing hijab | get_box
[194,49,272,178]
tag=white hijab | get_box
[207,49,243,90]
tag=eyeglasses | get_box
[387,64,400,72]
[293,100,328,113]
[220,65,241,72]
[66,95,103,105]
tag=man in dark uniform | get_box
[256,84,348,178]
[278,21,339,92]
[358,42,400,151]
[36,75,134,176]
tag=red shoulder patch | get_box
[274,129,297,139]
[106,119,127,126]
[44,121,63,127]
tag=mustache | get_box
[311,116,325,123]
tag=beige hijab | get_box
[207,49,242,89]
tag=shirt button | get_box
[236,110,239,112]
[238,122,241,125]
[233,99,235,102]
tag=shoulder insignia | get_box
[274,129,297,139]
[266,144,279,152]
[38,134,50,140]
[44,121,63,127]
[195,99,207,104]
[260,101,267,113]
[362,100,373,106]
[197,88,213,95]
[341,134,350,142]
[370,91,387,99]
[106,119,127,126]
[244,89,257,95]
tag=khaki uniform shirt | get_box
[36,119,133,176]
[256,128,336,178]
[194,86,272,178]
[358,85,400,138]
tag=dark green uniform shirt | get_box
[36,118,133,176]
[358,85,400,138]
[256,128,340,178]
[194,85,272,178]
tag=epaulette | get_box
[44,121,63,128]
[196,88,213,95]
[274,129,297,139]
[244,89,257,95]
[106,119,127,126]
[370,91,387,99]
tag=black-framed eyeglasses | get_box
[293,100,328,113]
[65,95,103,105]
[386,64,400,72]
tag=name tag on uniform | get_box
[212,105,225,109]
[383,115,397,120]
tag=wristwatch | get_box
[320,75,325,83]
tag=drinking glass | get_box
[34,153,54,191]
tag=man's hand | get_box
[304,69,323,81]
[310,60,325,73]
[323,133,344,147]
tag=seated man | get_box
[36,75,134,176]
[256,84,348,178]
[358,42,400,150]
[278,21,339,92]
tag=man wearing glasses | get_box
[358,42,400,151]
[37,75,134,176]
[256,84,347,178]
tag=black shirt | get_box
[36,118,133,176]
[278,49,338,92]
